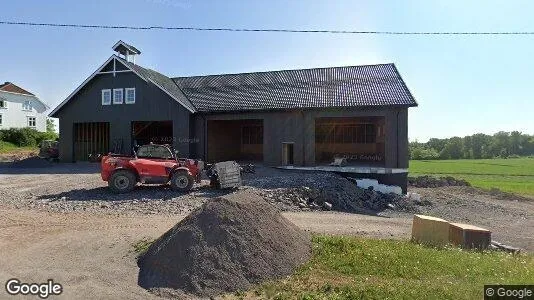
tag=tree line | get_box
[410,131,534,160]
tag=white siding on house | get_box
[0,91,47,132]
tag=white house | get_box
[0,82,48,132]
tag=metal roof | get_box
[173,63,417,112]
[116,57,197,112]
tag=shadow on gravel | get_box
[0,161,100,175]
[36,184,234,202]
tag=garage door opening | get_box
[132,121,173,147]
[315,117,385,166]
[73,122,110,161]
[207,119,263,163]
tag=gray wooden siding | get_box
[191,107,409,168]
[55,71,191,162]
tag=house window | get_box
[0,114,3,126]
[0,99,7,109]
[125,88,135,104]
[27,116,36,127]
[242,126,263,144]
[101,89,111,105]
[22,100,32,111]
[113,88,124,104]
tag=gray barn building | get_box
[50,41,417,184]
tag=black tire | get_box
[170,170,194,192]
[109,170,136,193]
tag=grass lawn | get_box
[409,158,534,197]
[228,236,534,300]
[0,141,22,153]
[0,141,36,161]
[0,141,35,153]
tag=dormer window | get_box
[22,100,32,111]
[113,89,124,104]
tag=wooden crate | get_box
[411,214,450,246]
[449,223,491,250]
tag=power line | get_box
[1,20,534,35]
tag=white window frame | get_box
[22,100,32,111]
[125,88,136,104]
[0,99,7,109]
[101,89,111,105]
[0,113,3,126]
[113,88,124,104]
[27,116,36,128]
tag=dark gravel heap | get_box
[249,171,418,213]
[137,190,312,297]
[408,175,470,188]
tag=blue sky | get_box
[0,0,533,141]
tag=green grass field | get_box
[409,158,534,197]
[228,236,534,300]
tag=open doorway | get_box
[73,122,110,161]
[132,121,173,147]
[206,119,263,163]
[315,117,385,165]
[282,143,294,166]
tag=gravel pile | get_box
[408,175,470,188]
[247,170,419,213]
[137,190,311,297]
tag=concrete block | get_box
[411,214,450,246]
[449,223,491,250]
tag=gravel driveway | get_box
[0,161,533,299]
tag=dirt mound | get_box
[137,190,312,297]
[408,175,470,188]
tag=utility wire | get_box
[1,20,534,35]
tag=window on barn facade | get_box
[125,88,135,104]
[101,89,111,105]
[113,88,124,104]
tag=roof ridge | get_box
[172,63,395,80]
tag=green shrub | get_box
[410,146,440,160]
[36,131,59,145]
[0,128,58,147]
